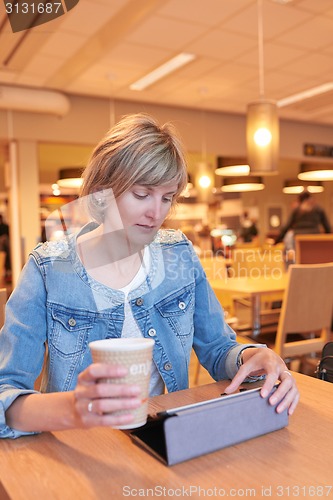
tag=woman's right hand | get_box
[73,363,142,428]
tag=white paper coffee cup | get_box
[89,338,155,429]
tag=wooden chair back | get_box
[295,234,333,264]
[274,263,333,361]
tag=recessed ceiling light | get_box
[270,0,294,4]
[277,82,333,107]
[129,53,195,91]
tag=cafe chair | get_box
[295,234,333,265]
[295,234,333,334]
[273,263,333,372]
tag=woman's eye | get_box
[163,197,173,203]
[133,192,148,199]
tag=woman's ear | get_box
[93,195,106,208]
[92,188,114,208]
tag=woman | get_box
[0,114,299,438]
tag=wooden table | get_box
[210,274,288,336]
[0,372,332,499]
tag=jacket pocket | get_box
[49,306,96,357]
[155,286,194,337]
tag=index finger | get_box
[223,365,252,394]
[78,363,128,384]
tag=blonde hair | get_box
[80,113,188,222]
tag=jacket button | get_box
[178,301,186,310]
[135,297,144,306]
[164,362,172,371]
[148,328,156,337]
[68,318,76,327]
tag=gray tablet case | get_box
[130,387,288,466]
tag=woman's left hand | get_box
[224,347,300,415]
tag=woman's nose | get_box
[146,199,162,220]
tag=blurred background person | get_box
[238,210,259,244]
[275,191,331,252]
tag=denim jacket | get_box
[0,226,262,438]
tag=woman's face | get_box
[103,181,179,247]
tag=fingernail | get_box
[261,389,268,398]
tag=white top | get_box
[120,247,164,396]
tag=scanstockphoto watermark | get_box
[122,485,333,497]
[4,0,80,33]
[122,485,257,497]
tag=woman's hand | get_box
[224,348,300,415]
[73,363,142,428]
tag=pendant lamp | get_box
[298,163,333,182]
[246,0,279,175]
[215,157,250,176]
[215,164,250,176]
[221,175,264,192]
[57,167,83,189]
[215,156,250,177]
[283,179,324,194]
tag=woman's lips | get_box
[136,224,156,231]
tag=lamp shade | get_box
[215,157,250,176]
[215,164,250,176]
[298,162,333,181]
[283,179,324,194]
[221,176,264,192]
[246,100,279,175]
[57,167,83,188]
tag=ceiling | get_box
[1,0,333,126]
